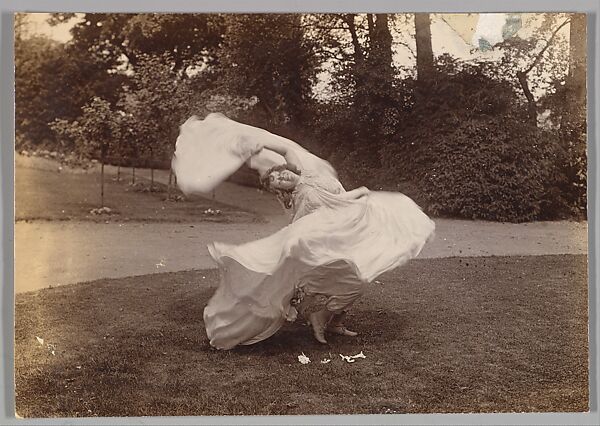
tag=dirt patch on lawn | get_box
[15,255,588,417]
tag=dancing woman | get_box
[172,113,435,349]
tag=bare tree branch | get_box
[516,70,537,122]
[343,14,365,64]
[367,14,375,49]
[393,40,416,59]
[315,49,346,62]
[522,17,571,75]
[516,17,571,126]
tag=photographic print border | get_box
[2,1,599,425]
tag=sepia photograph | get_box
[13,11,589,418]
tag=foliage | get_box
[117,54,181,167]
[80,97,118,158]
[15,29,127,150]
[217,14,319,127]
[377,65,569,222]
[48,118,83,151]
[123,14,224,73]
[494,13,571,124]
[306,14,406,187]
[538,82,587,218]
[113,53,257,169]
[50,97,119,161]
[52,13,224,76]
[15,36,63,147]
[20,13,588,222]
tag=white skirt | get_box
[204,191,435,349]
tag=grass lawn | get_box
[15,255,588,417]
[15,164,260,223]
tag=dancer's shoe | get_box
[327,325,358,337]
[308,310,332,344]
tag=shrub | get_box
[377,66,569,222]
[385,118,561,222]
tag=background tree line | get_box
[14,13,587,222]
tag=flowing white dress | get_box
[204,172,435,349]
[171,114,435,349]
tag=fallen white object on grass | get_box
[298,353,311,364]
[339,354,355,363]
[321,358,331,364]
[340,351,367,363]
[35,336,44,346]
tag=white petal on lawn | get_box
[298,353,311,364]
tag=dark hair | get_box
[260,164,301,209]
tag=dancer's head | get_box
[260,164,301,209]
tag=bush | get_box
[382,118,561,222]
[376,66,573,222]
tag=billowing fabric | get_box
[204,174,435,349]
[172,113,337,194]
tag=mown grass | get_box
[15,255,588,417]
[15,163,260,223]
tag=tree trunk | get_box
[151,168,155,187]
[367,14,375,41]
[517,16,571,127]
[517,71,538,125]
[132,166,136,185]
[369,14,394,89]
[117,165,121,181]
[344,14,365,68]
[567,14,587,109]
[414,13,435,83]
[562,13,587,213]
[101,159,105,207]
[167,168,173,200]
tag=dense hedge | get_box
[317,66,586,222]
[379,116,562,222]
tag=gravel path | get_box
[14,162,588,293]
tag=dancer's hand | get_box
[341,186,370,201]
[250,143,264,156]
[357,186,370,198]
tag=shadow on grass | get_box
[15,255,589,417]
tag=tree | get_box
[52,13,225,79]
[15,14,130,150]
[51,97,118,206]
[115,53,213,189]
[80,97,118,206]
[566,14,586,110]
[217,14,319,127]
[414,13,434,83]
[321,13,396,103]
[558,13,587,216]
[118,55,174,186]
[495,13,571,126]
[15,35,63,147]
[510,14,587,217]
[123,13,224,75]
[306,13,404,184]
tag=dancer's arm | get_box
[256,139,302,171]
[339,186,370,200]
